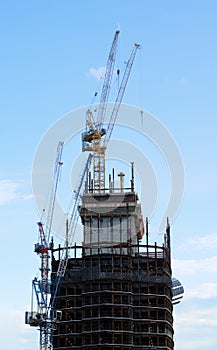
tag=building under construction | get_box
[26,31,184,350]
[51,166,174,350]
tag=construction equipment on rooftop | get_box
[26,31,140,350]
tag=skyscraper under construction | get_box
[51,165,175,350]
[25,31,184,350]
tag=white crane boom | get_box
[50,154,93,311]
[104,43,140,145]
[96,30,119,130]
[82,31,119,148]
[46,141,64,242]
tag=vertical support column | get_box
[146,217,149,257]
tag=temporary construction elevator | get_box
[51,169,174,350]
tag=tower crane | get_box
[33,141,64,312]
[25,141,64,350]
[46,39,140,346]
[82,42,140,192]
[83,30,119,145]
[26,32,140,350]
[26,150,93,350]
[39,153,93,349]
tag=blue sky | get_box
[0,1,216,349]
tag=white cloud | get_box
[173,255,217,276]
[0,179,21,205]
[0,308,38,349]
[172,254,217,302]
[0,179,32,205]
[176,232,217,252]
[175,305,217,327]
[195,232,217,249]
[88,66,106,81]
[184,282,217,300]
[174,306,217,349]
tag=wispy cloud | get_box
[0,308,38,349]
[172,258,217,302]
[175,305,217,327]
[185,282,217,300]
[88,66,106,81]
[0,179,32,205]
[173,255,217,275]
[175,232,217,252]
[189,232,217,250]
[174,305,217,349]
[0,179,21,205]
